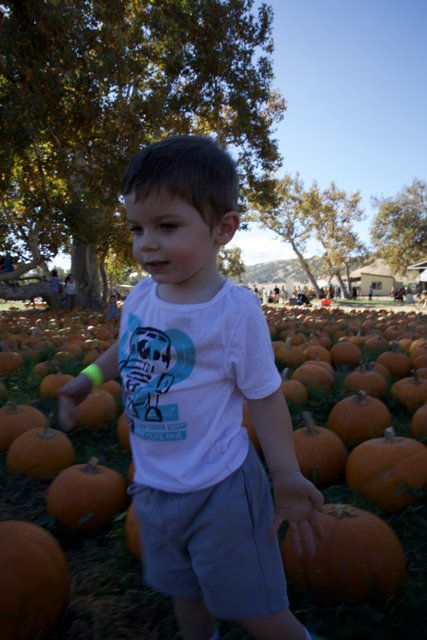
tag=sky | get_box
[53,1,427,272]
[231,0,427,265]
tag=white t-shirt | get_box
[119,278,281,492]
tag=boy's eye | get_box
[160,223,178,231]
[129,226,143,236]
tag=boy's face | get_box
[125,190,235,296]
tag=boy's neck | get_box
[156,276,226,304]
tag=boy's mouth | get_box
[144,260,168,271]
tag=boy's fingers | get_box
[268,514,283,540]
[310,510,324,541]
[289,521,318,556]
[58,395,81,431]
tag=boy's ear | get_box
[216,211,240,245]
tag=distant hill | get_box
[240,256,327,285]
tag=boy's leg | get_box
[237,608,307,640]
[173,596,217,640]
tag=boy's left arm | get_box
[247,387,324,555]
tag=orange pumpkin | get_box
[343,363,387,398]
[291,362,334,395]
[330,341,361,369]
[75,388,117,429]
[413,354,427,369]
[0,402,48,450]
[39,373,73,398]
[410,403,427,440]
[390,373,427,412]
[0,520,68,640]
[274,340,305,368]
[377,349,412,379]
[125,501,142,561]
[346,426,427,512]
[293,412,348,487]
[0,351,23,376]
[280,375,308,406]
[99,379,122,398]
[6,425,75,482]
[282,503,405,603]
[46,457,126,530]
[302,344,331,363]
[327,391,392,447]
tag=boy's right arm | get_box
[58,341,120,431]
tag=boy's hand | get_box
[269,471,324,555]
[58,374,92,431]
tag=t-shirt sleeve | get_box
[227,298,282,399]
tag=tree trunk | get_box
[335,271,349,298]
[98,254,109,303]
[344,264,353,299]
[71,243,103,309]
[290,240,321,297]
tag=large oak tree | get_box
[0,0,285,307]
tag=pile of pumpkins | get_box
[253,304,427,603]
[0,304,427,636]
[0,311,139,640]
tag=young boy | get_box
[59,136,324,640]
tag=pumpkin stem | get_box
[384,426,396,443]
[331,503,355,519]
[37,424,56,439]
[302,411,319,435]
[82,457,100,473]
[5,401,19,414]
[355,390,369,404]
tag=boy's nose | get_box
[139,232,159,250]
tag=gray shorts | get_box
[130,445,289,619]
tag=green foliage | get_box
[218,246,245,282]
[371,179,427,272]
[0,0,285,289]
[252,175,369,296]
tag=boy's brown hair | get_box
[121,135,238,228]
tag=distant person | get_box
[394,287,404,302]
[297,292,311,306]
[49,269,61,309]
[64,274,77,310]
[368,284,373,301]
[352,287,358,300]
[1,253,16,285]
[3,254,14,272]
[106,292,119,321]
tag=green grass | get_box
[1,312,427,639]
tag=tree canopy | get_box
[253,174,367,297]
[0,0,285,307]
[370,179,427,273]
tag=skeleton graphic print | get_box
[119,313,195,441]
